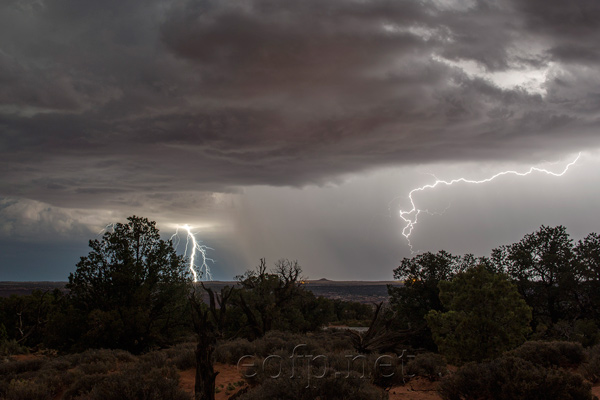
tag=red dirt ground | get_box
[388,377,442,400]
[180,363,249,400]
[11,354,41,361]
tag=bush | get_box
[238,368,388,400]
[138,350,169,369]
[0,323,7,343]
[508,340,585,368]
[62,373,107,399]
[166,343,196,370]
[582,344,600,383]
[439,356,593,400]
[214,338,255,364]
[0,340,29,357]
[2,378,54,400]
[45,358,71,371]
[77,360,114,375]
[0,358,45,376]
[214,331,341,365]
[64,348,134,368]
[0,365,74,400]
[406,352,448,381]
[252,331,328,357]
[240,349,408,392]
[83,365,191,400]
[61,362,191,400]
[575,320,600,347]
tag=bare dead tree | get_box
[190,284,235,400]
[15,290,50,344]
[235,258,305,339]
[273,259,303,285]
[349,302,414,354]
[201,282,235,334]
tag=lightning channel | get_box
[170,225,214,282]
[399,152,582,252]
[97,222,116,236]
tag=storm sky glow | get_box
[2,0,600,280]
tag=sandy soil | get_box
[180,363,248,400]
[388,377,441,400]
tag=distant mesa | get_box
[317,278,331,281]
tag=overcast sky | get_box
[2,0,600,281]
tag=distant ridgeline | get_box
[0,281,68,297]
[0,280,402,303]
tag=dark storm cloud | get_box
[1,0,600,214]
[513,0,600,63]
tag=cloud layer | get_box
[2,0,600,279]
[2,0,599,209]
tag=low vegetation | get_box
[0,347,190,400]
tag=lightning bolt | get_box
[97,222,116,235]
[399,152,582,252]
[170,225,214,282]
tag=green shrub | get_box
[77,360,114,375]
[0,340,29,356]
[214,338,255,364]
[0,358,45,376]
[238,368,388,400]
[0,323,7,344]
[439,356,593,400]
[508,340,585,368]
[242,350,407,392]
[138,350,168,369]
[44,358,71,371]
[575,320,600,347]
[0,368,74,400]
[582,344,600,383]
[214,331,333,365]
[252,331,328,357]
[166,343,196,370]
[406,352,447,381]
[64,348,133,367]
[62,373,108,399]
[0,348,190,400]
[85,365,191,400]
[2,378,54,400]
[61,363,190,400]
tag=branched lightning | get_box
[170,225,214,282]
[399,152,582,252]
[97,223,116,235]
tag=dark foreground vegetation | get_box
[1,217,600,399]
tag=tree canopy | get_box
[66,215,190,352]
[426,266,532,364]
[387,250,482,348]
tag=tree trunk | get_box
[195,332,218,400]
